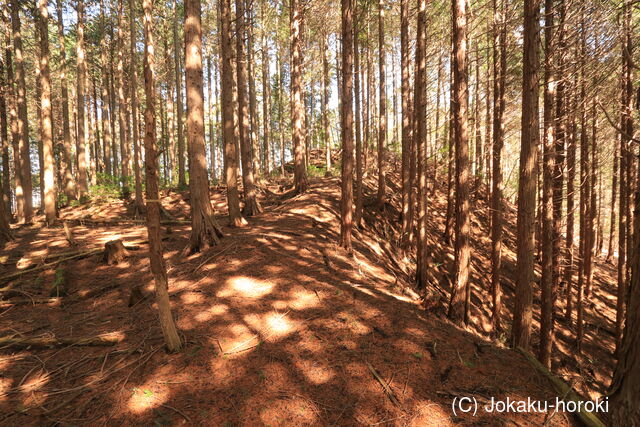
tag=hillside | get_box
[0,167,615,426]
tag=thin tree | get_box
[236,0,262,216]
[174,0,186,188]
[116,0,130,197]
[261,0,271,174]
[37,0,56,225]
[490,0,506,333]
[512,0,540,350]
[76,0,88,197]
[414,0,427,289]
[322,32,331,170]
[219,0,246,227]
[339,0,354,252]
[290,0,308,193]
[55,0,76,202]
[400,0,411,247]
[539,0,555,368]
[10,0,33,222]
[375,0,386,206]
[130,0,144,213]
[142,0,182,352]
[447,0,471,324]
[185,0,224,251]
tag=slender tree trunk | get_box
[99,0,113,177]
[448,0,471,324]
[322,33,331,170]
[6,33,25,222]
[130,0,144,212]
[278,50,285,175]
[290,0,308,193]
[400,0,411,247]
[512,0,540,350]
[339,0,354,252]
[220,0,246,227]
[10,0,33,221]
[564,80,577,322]
[174,0,186,188]
[185,0,225,251]
[38,0,56,225]
[490,0,506,333]
[117,0,130,197]
[142,0,182,352]
[207,57,216,181]
[375,0,386,206]
[261,0,271,175]
[247,12,259,175]
[236,0,262,216]
[539,0,555,368]
[607,145,619,262]
[0,53,11,218]
[76,0,89,196]
[354,23,363,226]
[55,0,76,201]
[414,0,427,289]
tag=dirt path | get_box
[0,176,613,425]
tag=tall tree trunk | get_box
[607,144,619,263]
[76,0,89,197]
[414,0,427,289]
[400,0,411,247]
[354,23,363,226]
[512,0,540,350]
[220,0,246,227]
[38,0,56,225]
[322,33,331,170]
[5,30,24,222]
[100,0,113,177]
[185,0,225,252]
[0,53,11,218]
[339,0,354,252]
[340,0,354,253]
[490,0,506,333]
[564,79,577,322]
[130,0,144,212]
[55,0,76,201]
[117,0,131,197]
[261,0,271,175]
[448,0,471,324]
[247,12,260,175]
[539,0,555,368]
[236,0,262,216]
[290,0,308,193]
[375,0,386,206]
[207,57,216,181]
[142,0,182,352]
[10,0,33,221]
[174,0,186,188]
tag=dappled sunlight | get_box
[127,382,169,414]
[411,401,455,426]
[218,276,275,298]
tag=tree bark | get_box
[447,0,471,324]
[130,0,144,212]
[290,0,308,193]
[236,0,262,216]
[322,33,331,170]
[185,0,225,252]
[339,0,354,253]
[10,0,33,221]
[116,0,131,197]
[219,0,246,227]
[261,0,271,174]
[375,0,386,206]
[354,23,363,226]
[55,0,76,202]
[38,0,56,225]
[174,0,186,188]
[512,0,540,350]
[414,0,427,289]
[399,0,411,247]
[142,0,182,353]
[76,0,89,197]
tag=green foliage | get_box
[90,173,122,201]
[307,164,327,177]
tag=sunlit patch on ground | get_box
[218,276,275,298]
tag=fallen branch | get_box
[0,334,123,349]
[0,249,103,285]
[0,297,61,307]
[366,361,400,406]
[516,347,605,427]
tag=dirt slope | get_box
[0,171,614,425]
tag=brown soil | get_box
[0,168,616,426]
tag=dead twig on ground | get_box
[366,361,401,406]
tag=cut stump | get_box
[104,240,129,265]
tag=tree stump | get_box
[103,240,129,265]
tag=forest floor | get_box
[0,160,617,426]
